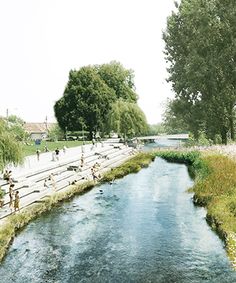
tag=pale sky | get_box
[0,0,176,124]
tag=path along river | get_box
[1,141,236,282]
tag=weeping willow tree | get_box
[0,119,23,171]
[108,99,148,139]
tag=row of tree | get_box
[163,0,236,144]
[54,61,148,140]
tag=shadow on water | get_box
[0,150,236,282]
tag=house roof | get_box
[24,123,56,133]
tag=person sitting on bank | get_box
[48,173,56,190]
[3,170,13,184]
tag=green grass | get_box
[22,140,90,157]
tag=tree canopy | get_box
[97,61,138,102]
[7,115,29,141]
[54,61,147,139]
[54,66,116,138]
[108,99,148,139]
[163,0,236,144]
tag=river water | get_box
[1,143,236,282]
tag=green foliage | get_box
[148,123,166,135]
[47,124,64,141]
[54,61,146,139]
[162,99,189,134]
[185,132,213,147]
[163,0,236,144]
[154,150,200,165]
[154,150,210,184]
[54,66,116,138]
[0,119,23,171]
[6,115,29,142]
[193,155,236,264]
[97,61,138,102]
[108,99,148,139]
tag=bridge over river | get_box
[136,134,189,142]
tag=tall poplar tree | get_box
[163,0,236,144]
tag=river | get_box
[0,141,236,282]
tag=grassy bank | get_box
[22,140,90,157]
[155,150,236,267]
[0,152,154,262]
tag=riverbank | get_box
[0,152,154,263]
[155,150,236,268]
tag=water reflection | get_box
[0,158,236,282]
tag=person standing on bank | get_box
[9,184,14,213]
[14,191,20,212]
[55,148,60,161]
[36,149,40,161]
[81,154,84,168]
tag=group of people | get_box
[44,173,56,190]
[36,146,68,162]
[0,170,19,212]
[3,170,13,184]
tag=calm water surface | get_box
[1,156,236,282]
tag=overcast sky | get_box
[0,0,176,124]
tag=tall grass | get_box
[155,150,236,267]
